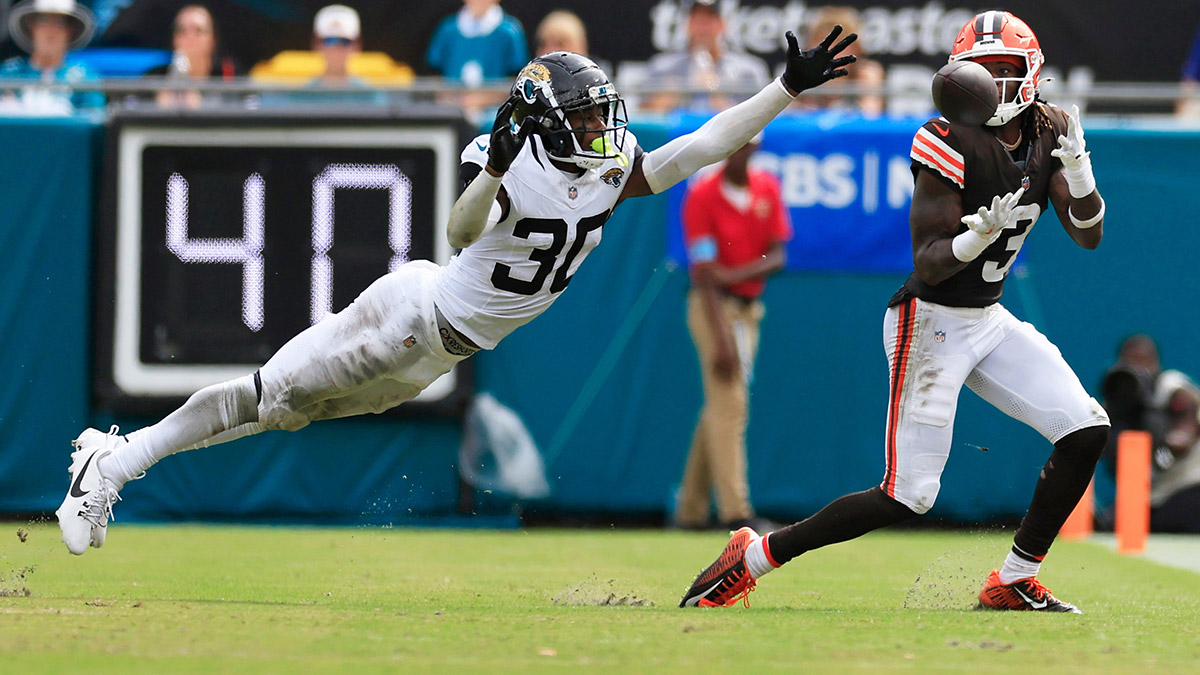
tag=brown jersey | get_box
[890,104,1071,308]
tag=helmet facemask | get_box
[538,86,629,170]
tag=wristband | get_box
[1067,198,1105,229]
[1062,153,1096,199]
[951,229,993,262]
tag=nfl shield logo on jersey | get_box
[568,186,578,200]
[935,330,946,343]
[1021,176,1030,190]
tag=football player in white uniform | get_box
[55,30,858,555]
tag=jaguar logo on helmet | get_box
[517,63,554,105]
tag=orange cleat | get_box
[976,569,1082,613]
[680,527,759,608]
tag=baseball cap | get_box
[685,0,720,14]
[314,4,360,40]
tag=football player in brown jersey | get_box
[682,10,1108,613]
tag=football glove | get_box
[781,26,858,95]
[952,186,1026,262]
[486,96,538,174]
[1050,105,1096,199]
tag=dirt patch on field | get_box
[551,576,653,607]
[0,565,35,597]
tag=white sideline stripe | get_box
[1089,533,1200,575]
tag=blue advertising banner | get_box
[665,113,928,274]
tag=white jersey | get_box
[434,128,639,349]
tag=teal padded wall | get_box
[2,116,1196,524]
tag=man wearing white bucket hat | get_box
[1,0,104,112]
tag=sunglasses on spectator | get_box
[321,37,354,47]
[174,24,211,36]
[32,15,71,27]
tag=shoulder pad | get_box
[911,118,964,189]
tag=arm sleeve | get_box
[640,78,795,194]
[447,163,503,249]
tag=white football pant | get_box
[880,298,1109,513]
[257,260,468,431]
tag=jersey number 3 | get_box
[491,213,607,295]
[980,204,1041,283]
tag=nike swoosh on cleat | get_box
[69,452,95,498]
[1013,587,1049,609]
[684,580,723,607]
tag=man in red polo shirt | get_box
[676,135,791,532]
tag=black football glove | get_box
[781,26,858,95]
[486,96,539,174]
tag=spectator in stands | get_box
[641,0,770,112]
[533,10,611,79]
[534,10,587,57]
[794,6,884,116]
[1101,335,1200,532]
[311,4,362,87]
[144,4,239,109]
[1179,25,1200,118]
[426,0,527,86]
[303,4,383,106]
[1150,371,1200,532]
[676,135,791,533]
[0,0,104,113]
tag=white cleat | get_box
[56,426,125,555]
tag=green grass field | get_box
[2,522,1197,673]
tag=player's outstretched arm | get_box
[620,27,857,199]
[446,96,536,249]
[1049,105,1104,249]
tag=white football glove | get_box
[1050,104,1096,199]
[952,187,1025,262]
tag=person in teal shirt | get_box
[426,0,528,85]
[1,0,105,113]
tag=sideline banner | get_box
[665,113,922,274]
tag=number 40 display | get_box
[165,163,412,331]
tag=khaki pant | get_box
[677,289,764,527]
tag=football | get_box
[931,61,999,126]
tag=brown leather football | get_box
[932,61,1000,126]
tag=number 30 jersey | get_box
[434,129,640,349]
[892,103,1071,308]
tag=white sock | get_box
[998,548,1042,585]
[744,532,780,579]
[98,375,259,488]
